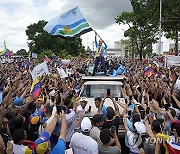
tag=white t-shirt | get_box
[127,130,139,153]
[11,142,31,154]
[74,105,86,129]
[70,132,98,154]
[89,127,101,143]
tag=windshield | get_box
[81,84,121,98]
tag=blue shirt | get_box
[117,64,126,75]
[0,92,2,104]
[102,105,107,117]
[107,69,117,77]
[95,35,107,57]
[51,138,66,154]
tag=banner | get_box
[165,55,180,67]
[57,67,68,78]
[31,61,49,80]
[32,53,38,58]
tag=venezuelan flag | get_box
[144,67,154,78]
[30,77,41,99]
[0,48,6,56]
[0,48,13,57]
[166,142,180,154]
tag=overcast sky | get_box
[0,0,173,53]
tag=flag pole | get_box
[4,40,6,49]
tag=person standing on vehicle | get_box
[92,30,108,76]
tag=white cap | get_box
[134,122,146,135]
[80,97,88,102]
[81,117,92,132]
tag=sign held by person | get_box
[31,61,49,79]
[57,67,68,78]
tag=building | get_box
[105,40,125,58]
[106,48,123,58]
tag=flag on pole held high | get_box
[0,49,13,57]
[0,41,13,57]
[44,6,93,37]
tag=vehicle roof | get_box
[82,75,126,81]
[84,81,123,85]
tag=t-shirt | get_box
[11,141,32,154]
[127,130,139,153]
[143,138,155,154]
[98,144,121,154]
[89,127,101,143]
[74,105,86,129]
[65,111,76,142]
[70,132,98,154]
[51,138,66,154]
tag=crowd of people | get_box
[0,52,180,154]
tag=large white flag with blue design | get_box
[44,6,92,37]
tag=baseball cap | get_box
[80,97,87,102]
[134,122,146,135]
[35,131,50,145]
[29,110,42,125]
[30,116,40,125]
[92,114,105,124]
[36,142,48,154]
[81,117,92,132]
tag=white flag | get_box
[31,61,49,79]
[57,67,68,78]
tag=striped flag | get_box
[30,77,41,99]
[44,6,92,37]
[0,48,6,56]
[0,48,13,57]
[144,67,154,78]
[166,142,180,154]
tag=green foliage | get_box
[16,49,28,56]
[162,0,180,54]
[38,50,53,62]
[115,0,180,57]
[26,20,85,57]
[115,0,158,60]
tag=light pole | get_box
[158,0,162,55]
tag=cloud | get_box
[46,0,132,29]
[0,0,172,53]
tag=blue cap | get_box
[35,131,50,145]
[13,97,23,105]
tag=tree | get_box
[116,0,180,57]
[115,0,159,60]
[38,50,53,62]
[162,0,180,55]
[16,49,28,56]
[25,20,85,57]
